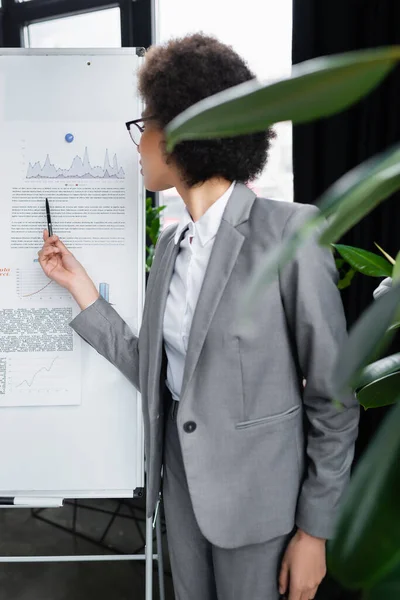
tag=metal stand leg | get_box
[145,487,153,600]
[155,507,165,600]
[3,497,162,598]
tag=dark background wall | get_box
[292,0,399,464]
[292,4,399,596]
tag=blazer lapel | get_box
[180,183,257,401]
[146,232,182,411]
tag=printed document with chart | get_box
[0,53,142,408]
[0,197,82,407]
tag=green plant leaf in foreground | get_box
[237,144,400,324]
[335,258,345,268]
[333,283,400,395]
[363,562,400,600]
[338,268,356,290]
[165,47,400,150]
[357,372,400,409]
[327,400,400,589]
[335,256,357,289]
[355,353,400,390]
[318,145,400,245]
[237,212,323,326]
[332,244,393,277]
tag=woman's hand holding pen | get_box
[38,230,100,310]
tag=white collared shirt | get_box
[163,181,236,401]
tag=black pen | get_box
[45,197,53,236]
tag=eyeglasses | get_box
[125,116,156,146]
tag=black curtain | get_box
[293,0,400,454]
[292,2,399,598]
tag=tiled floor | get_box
[0,498,174,600]
[0,498,360,600]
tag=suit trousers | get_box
[162,399,296,600]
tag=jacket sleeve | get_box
[279,204,360,540]
[69,295,140,391]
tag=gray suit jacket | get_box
[70,182,360,549]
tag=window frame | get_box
[0,0,158,210]
[0,0,152,49]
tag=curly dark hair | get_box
[138,33,275,188]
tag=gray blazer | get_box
[70,182,360,549]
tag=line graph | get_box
[26,147,125,179]
[8,355,70,395]
[0,353,81,408]
[16,266,71,300]
[16,356,58,389]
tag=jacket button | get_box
[183,421,197,433]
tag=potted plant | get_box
[145,196,166,274]
[165,47,400,598]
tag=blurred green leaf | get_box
[327,401,400,589]
[145,200,166,270]
[333,244,393,277]
[363,562,400,600]
[338,268,357,290]
[318,145,400,245]
[357,372,400,409]
[146,245,155,272]
[165,47,400,150]
[335,258,345,268]
[237,214,323,322]
[238,145,400,321]
[392,251,400,282]
[150,219,160,243]
[333,282,400,394]
[355,353,400,390]
[335,254,357,290]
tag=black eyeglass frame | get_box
[125,116,157,145]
